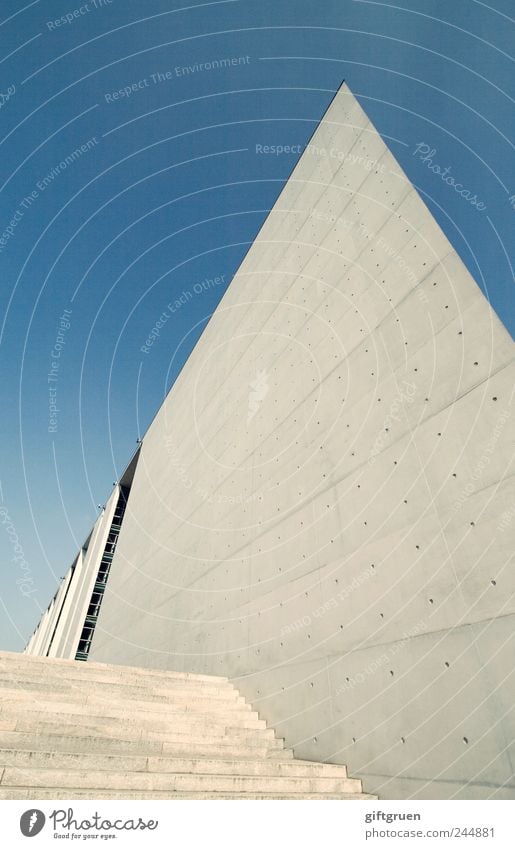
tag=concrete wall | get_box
[86,82,513,798]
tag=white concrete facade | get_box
[58,486,120,659]
[30,83,514,799]
[26,486,121,660]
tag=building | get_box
[26,82,515,800]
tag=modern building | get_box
[26,82,515,800]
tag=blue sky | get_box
[0,0,513,651]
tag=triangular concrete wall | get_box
[39,83,515,799]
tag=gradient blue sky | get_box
[0,0,513,651]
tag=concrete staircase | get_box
[0,651,373,800]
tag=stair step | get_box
[5,720,280,746]
[0,767,362,794]
[0,652,228,684]
[0,748,347,778]
[0,731,290,760]
[0,787,375,800]
[0,677,240,702]
[0,705,266,731]
[5,718,283,749]
[0,688,251,713]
